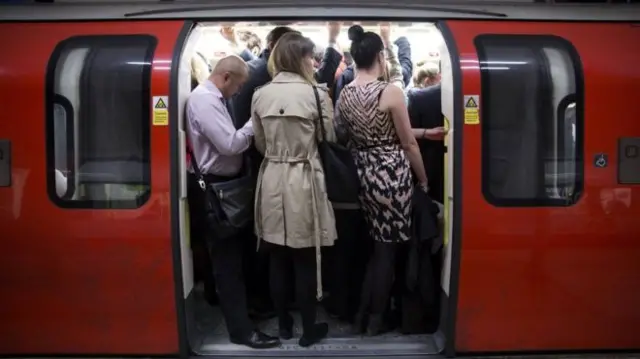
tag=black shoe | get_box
[248,307,277,321]
[350,311,366,335]
[366,314,388,336]
[325,306,350,322]
[230,330,281,349]
[299,323,329,347]
[278,314,294,340]
[322,301,342,320]
[203,288,218,307]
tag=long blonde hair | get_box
[267,32,316,84]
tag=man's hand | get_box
[379,22,391,47]
[220,25,238,45]
[328,21,341,43]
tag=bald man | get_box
[185,55,280,349]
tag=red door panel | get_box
[0,21,184,355]
[447,21,640,353]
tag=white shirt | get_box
[186,80,253,176]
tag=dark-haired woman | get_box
[331,23,410,105]
[335,25,429,336]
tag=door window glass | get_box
[475,35,583,206]
[46,35,157,209]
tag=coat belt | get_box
[257,154,325,300]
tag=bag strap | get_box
[195,51,212,73]
[312,86,327,142]
[186,142,207,191]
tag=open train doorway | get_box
[173,20,457,357]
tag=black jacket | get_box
[406,189,440,292]
[407,84,445,203]
[400,189,442,334]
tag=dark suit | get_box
[401,93,446,333]
[407,84,445,203]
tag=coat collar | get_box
[271,72,328,90]
[271,71,308,84]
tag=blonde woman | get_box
[250,32,337,347]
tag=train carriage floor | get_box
[189,284,445,356]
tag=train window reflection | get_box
[52,103,72,199]
[475,35,583,206]
[45,35,157,209]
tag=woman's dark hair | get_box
[348,25,384,70]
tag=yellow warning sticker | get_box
[463,95,480,125]
[153,96,169,126]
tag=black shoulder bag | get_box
[187,146,255,240]
[312,86,360,205]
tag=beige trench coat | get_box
[251,71,338,299]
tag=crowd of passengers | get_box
[186,22,448,349]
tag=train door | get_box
[444,21,640,354]
[0,21,187,355]
[435,25,458,358]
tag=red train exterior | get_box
[0,21,183,355]
[0,2,638,357]
[450,21,640,352]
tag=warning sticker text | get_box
[463,95,479,125]
[153,96,169,126]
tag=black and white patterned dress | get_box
[336,81,413,243]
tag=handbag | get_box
[312,86,360,205]
[187,145,254,240]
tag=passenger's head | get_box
[348,25,385,77]
[267,32,316,84]
[413,62,441,88]
[209,55,249,98]
[313,45,325,69]
[343,51,354,67]
[266,26,299,50]
[239,30,263,56]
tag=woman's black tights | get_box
[269,245,317,333]
[355,241,399,334]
